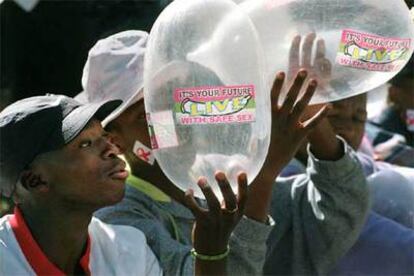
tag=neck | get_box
[19,203,91,275]
[130,161,187,205]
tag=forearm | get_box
[244,146,286,222]
[195,259,226,276]
[308,118,343,161]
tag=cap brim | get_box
[62,99,122,143]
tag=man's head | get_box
[0,95,127,210]
[295,93,367,165]
[388,56,414,116]
[327,94,368,150]
[78,30,153,170]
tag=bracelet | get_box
[190,246,230,261]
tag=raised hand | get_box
[185,172,248,275]
[244,69,330,223]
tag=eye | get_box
[79,140,92,148]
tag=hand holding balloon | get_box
[185,171,248,275]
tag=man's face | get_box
[33,119,127,209]
[327,94,368,150]
[105,98,151,168]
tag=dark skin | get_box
[237,35,345,227]
[186,172,248,275]
[297,94,368,164]
[328,94,368,150]
[14,120,127,275]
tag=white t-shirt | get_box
[0,211,162,276]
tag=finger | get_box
[302,33,316,67]
[236,172,248,214]
[280,70,308,115]
[302,104,332,129]
[315,39,326,60]
[320,58,332,76]
[271,72,285,111]
[216,171,237,211]
[288,35,301,70]
[198,177,221,214]
[290,79,318,124]
[185,189,206,218]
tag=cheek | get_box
[65,156,107,184]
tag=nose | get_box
[102,136,121,159]
[106,132,126,154]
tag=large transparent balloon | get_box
[238,0,414,104]
[144,0,270,199]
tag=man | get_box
[80,30,369,275]
[366,56,414,166]
[280,93,414,274]
[0,94,246,275]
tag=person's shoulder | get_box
[87,219,160,275]
[94,185,161,221]
[0,215,36,275]
[90,217,147,242]
[0,214,12,238]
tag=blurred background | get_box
[0,0,174,110]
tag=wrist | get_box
[308,119,343,161]
[191,246,230,261]
[193,240,228,256]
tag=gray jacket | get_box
[264,138,370,275]
[96,139,369,275]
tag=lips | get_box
[108,160,129,181]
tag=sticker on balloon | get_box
[336,29,411,72]
[173,85,256,125]
[146,111,179,150]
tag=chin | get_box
[102,181,126,206]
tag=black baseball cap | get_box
[0,94,122,197]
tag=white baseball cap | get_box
[79,30,148,126]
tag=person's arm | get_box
[264,33,370,275]
[245,69,330,223]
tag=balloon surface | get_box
[238,0,414,104]
[144,0,271,199]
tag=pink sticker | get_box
[336,29,411,72]
[173,85,256,125]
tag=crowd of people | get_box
[0,1,413,276]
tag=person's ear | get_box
[20,170,49,193]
